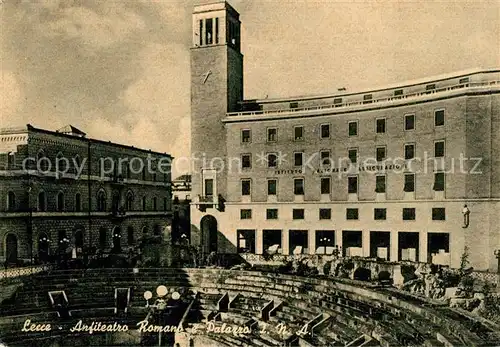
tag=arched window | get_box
[97,190,106,212]
[99,227,107,250]
[75,193,81,212]
[112,191,120,212]
[7,152,15,169]
[142,226,148,235]
[7,191,16,211]
[153,197,157,211]
[38,191,46,211]
[57,192,65,211]
[126,191,134,211]
[142,196,147,211]
[74,227,84,249]
[127,226,134,245]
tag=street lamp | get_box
[319,237,331,255]
[143,286,181,346]
[494,250,500,294]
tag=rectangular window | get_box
[435,110,445,127]
[348,148,357,164]
[434,140,445,157]
[267,128,277,142]
[375,175,386,193]
[404,173,415,192]
[376,146,386,162]
[405,114,415,131]
[320,150,331,166]
[266,208,278,220]
[241,154,251,169]
[459,77,469,85]
[294,178,304,195]
[319,208,331,220]
[405,143,415,160]
[348,176,358,194]
[433,172,445,191]
[204,179,214,197]
[333,97,342,105]
[426,83,436,91]
[240,209,252,219]
[432,207,446,221]
[348,121,358,136]
[320,124,330,138]
[290,102,299,109]
[215,17,219,44]
[321,177,331,194]
[241,179,251,196]
[293,209,305,220]
[376,118,386,133]
[402,208,416,220]
[267,153,277,168]
[363,94,373,104]
[346,208,359,220]
[294,152,303,166]
[205,18,213,44]
[294,126,304,141]
[199,20,203,46]
[394,89,403,96]
[267,179,277,195]
[241,129,251,143]
[374,208,386,220]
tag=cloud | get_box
[0,71,22,121]
[42,4,146,50]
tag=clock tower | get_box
[190,1,243,206]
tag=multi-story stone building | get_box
[0,124,172,265]
[172,174,192,243]
[189,1,500,271]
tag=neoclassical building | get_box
[0,124,173,264]
[189,1,500,271]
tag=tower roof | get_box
[56,125,86,137]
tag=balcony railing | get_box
[227,80,500,118]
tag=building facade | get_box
[190,2,500,271]
[0,125,173,265]
[172,174,192,243]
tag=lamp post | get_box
[39,236,51,263]
[143,286,181,346]
[319,237,331,255]
[494,250,500,294]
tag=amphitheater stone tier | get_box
[1,268,499,347]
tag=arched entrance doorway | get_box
[74,228,84,252]
[38,232,50,263]
[201,215,218,253]
[112,227,122,253]
[5,234,18,264]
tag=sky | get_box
[1,0,499,176]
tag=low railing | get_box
[0,264,52,280]
[227,80,500,117]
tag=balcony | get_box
[111,206,126,219]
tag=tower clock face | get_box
[202,70,212,84]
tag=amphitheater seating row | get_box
[1,268,499,347]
